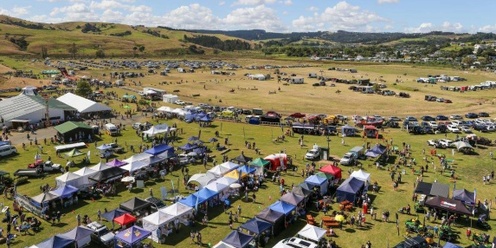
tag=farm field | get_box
[0,58,496,247]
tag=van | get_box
[349,146,365,159]
[0,145,17,157]
[252,108,263,115]
[104,123,119,136]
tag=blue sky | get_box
[1,0,495,33]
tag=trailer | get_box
[14,169,45,178]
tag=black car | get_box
[479,112,490,117]
[420,116,435,121]
[436,115,449,121]
[465,112,479,119]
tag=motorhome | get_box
[104,123,119,136]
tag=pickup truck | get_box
[87,221,115,247]
[340,152,357,166]
[305,147,321,160]
[28,161,64,173]
[438,139,455,148]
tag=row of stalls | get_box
[214,164,346,247]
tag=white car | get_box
[340,152,357,166]
[449,114,463,120]
[460,126,472,133]
[427,121,438,129]
[450,120,461,126]
[274,237,318,248]
[174,100,185,105]
[447,124,461,133]
[305,148,321,160]
[439,139,455,148]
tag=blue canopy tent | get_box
[269,200,296,216]
[193,188,218,202]
[304,175,329,195]
[239,218,272,236]
[255,208,285,236]
[179,194,206,208]
[238,165,256,177]
[365,144,387,158]
[50,185,79,199]
[453,189,476,205]
[114,225,151,248]
[101,208,129,222]
[193,147,207,155]
[222,230,255,248]
[145,144,174,156]
[336,177,365,203]
[199,116,212,122]
[34,235,75,248]
[60,226,94,248]
[443,242,462,248]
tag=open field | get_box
[1,59,496,247]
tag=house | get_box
[290,77,304,84]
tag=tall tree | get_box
[75,81,92,97]
[41,46,48,59]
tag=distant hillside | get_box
[0,15,253,57]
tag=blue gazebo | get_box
[114,225,151,248]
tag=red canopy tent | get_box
[113,213,137,226]
[319,165,342,179]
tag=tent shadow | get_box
[344,228,356,233]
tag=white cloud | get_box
[282,0,292,6]
[12,6,31,16]
[404,22,466,33]
[160,4,220,29]
[478,25,496,33]
[219,1,226,6]
[233,0,276,6]
[224,5,285,31]
[378,0,399,4]
[308,6,319,12]
[292,1,387,32]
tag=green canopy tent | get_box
[315,171,334,180]
[65,149,84,158]
[249,158,270,175]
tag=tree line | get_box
[183,35,251,51]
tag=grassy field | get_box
[1,59,496,247]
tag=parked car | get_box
[436,115,449,121]
[420,116,435,121]
[449,114,463,120]
[87,221,115,247]
[438,139,455,148]
[460,126,472,133]
[305,147,321,160]
[465,112,479,119]
[405,116,418,122]
[274,237,318,248]
[479,112,490,117]
[340,152,357,166]
[447,124,461,133]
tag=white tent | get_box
[297,224,326,242]
[122,153,153,173]
[143,124,175,137]
[73,167,97,187]
[55,172,84,188]
[162,94,179,103]
[142,210,175,242]
[157,106,172,112]
[57,93,111,113]
[205,181,229,193]
[162,202,194,219]
[219,161,240,172]
[89,161,110,172]
[187,173,217,189]
[215,177,238,186]
[350,169,371,187]
[213,241,236,248]
[172,108,185,116]
[208,165,232,178]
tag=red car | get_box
[28,159,43,168]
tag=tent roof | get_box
[142,124,170,136]
[425,196,471,215]
[143,210,175,226]
[414,182,432,195]
[453,141,473,151]
[249,158,270,167]
[162,202,193,217]
[222,230,254,248]
[50,185,79,198]
[188,173,217,188]
[205,182,229,193]
[89,167,127,183]
[297,224,326,242]
[213,241,236,248]
[60,226,94,242]
[114,225,151,245]
[144,144,174,156]
[430,182,450,198]
[234,154,252,164]
[0,94,75,123]
[350,169,371,183]
[443,242,462,248]
[35,235,74,248]
[89,161,111,172]
[64,148,84,157]
[305,174,327,186]
[106,159,127,167]
[31,192,59,204]
[269,200,296,215]
[119,197,152,213]
[365,144,387,157]
[74,167,97,177]
[101,208,129,222]
[56,172,81,182]
[319,165,342,179]
[114,213,137,226]
[255,208,284,223]
[215,177,238,186]
[57,93,111,113]
[238,165,256,176]
[179,194,205,207]
[453,189,475,204]
[194,188,218,202]
[280,192,304,206]
[337,177,365,194]
[292,185,312,197]
[208,165,232,177]
[224,170,240,180]
[239,218,272,235]
[54,121,92,134]
[220,161,241,171]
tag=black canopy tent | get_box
[414,182,450,198]
[255,208,285,236]
[119,197,152,214]
[414,182,432,196]
[88,167,127,183]
[453,189,475,205]
[425,196,471,216]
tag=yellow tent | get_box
[324,115,338,124]
[224,170,240,179]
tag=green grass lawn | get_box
[3,114,496,247]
